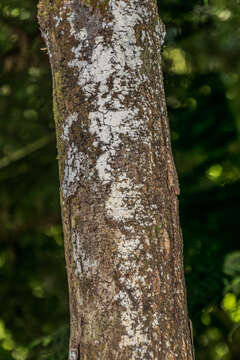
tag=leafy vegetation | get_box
[0,0,240,359]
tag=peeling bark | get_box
[38,0,195,359]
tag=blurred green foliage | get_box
[0,0,240,359]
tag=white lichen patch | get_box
[152,312,159,328]
[155,19,166,46]
[119,296,149,348]
[54,15,62,28]
[107,173,162,356]
[62,143,89,198]
[105,174,143,221]
[66,0,160,183]
[105,172,158,233]
[72,232,98,275]
[89,107,142,183]
[106,174,158,354]
[114,232,155,356]
[68,350,77,360]
[62,112,78,141]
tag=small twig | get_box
[0,133,55,170]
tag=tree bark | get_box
[38,0,194,359]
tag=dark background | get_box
[0,0,240,359]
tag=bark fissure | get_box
[38,0,194,358]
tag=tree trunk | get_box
[38,0,194,359]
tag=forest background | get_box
[0,0,240,359]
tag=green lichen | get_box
[38,0,64,25]
[38,0,53,19]
[155,225,160,238]
[53,71,65,180]
[39,0,62,11]
[53,71,64,125]
[81,0,110,14]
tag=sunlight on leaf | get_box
[29,279,45,298]
[12,347,28,360]
[222,293,236,311]
[222,293,240,322]
[201,311,211,326]
[0,319,16,352]
[163,48,191,74]
[215,342,229,358]
[206,164,223,180]
[214,9,232,21]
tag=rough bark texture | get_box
[38,0,194,359]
